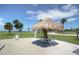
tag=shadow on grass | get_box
[32,38,58,48]
[7,34,15,35]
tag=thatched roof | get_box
[32,17,64,31]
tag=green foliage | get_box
[65,28,79,32]
[4,22,13,34]
[13,19,23,31]
[4,22,13,30]
[60,18,67,25]
[27,28,30,31]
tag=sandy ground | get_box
[0,38,78,55]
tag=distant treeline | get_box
[65,28,79,32]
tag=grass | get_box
[63,31,76,34]
[0,31,17,39]
[49,35,79,45]
[0,31,43,39]
[0,31,79,44]
[54,31,76,34]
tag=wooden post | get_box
[34,30,37,38]
[77,31,79,38]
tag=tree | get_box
[13,19,20,31]
[60,18,67,25]
[60,18,67,31]
[39,19,42,22]
[42,28,48,39]
[19,23,23,32]
[27,28,30,31]
[13,19,23,32]
[71,27,73,31]
[13,19,19,25]
[4,22,13,35]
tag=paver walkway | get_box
[0,38,78,55]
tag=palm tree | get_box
[13,19,20,31]
[60,18,67,31]
[13,19,23,32]
[70,27,73,31]
[27,28,30,31]
[19,23,23,32]
[4,22,13,35]
[60,18,67,25]
[39,19,42,22]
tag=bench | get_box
[0,43,5,51]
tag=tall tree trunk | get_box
[9,29,11,35]
[42,29,48,39]
[62,24,64,33]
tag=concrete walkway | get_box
[0,38,78,55]
[48,32,76,36]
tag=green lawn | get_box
[0,31,17,39]
[0,31,79,44]
[49,35,79,44]
[54,31,76,34]
[0,31,43,39]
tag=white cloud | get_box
[33,4,38,6]
[36,8,78,20]
[26,5,79,22]
[0,18,3,21]
[27,17,34,19]
[0,18,4,25]
[67,18,77,22]
[26,10,35,14]
[63,4,72,11]
[0,22,4,25]
[36,12,53,19]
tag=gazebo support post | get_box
[34,30,37,38]
[77,31,79,39]
[42,29,48,41]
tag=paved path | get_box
[0,38,78,55]
[48,32,76,36]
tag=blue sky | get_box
[0,4,79,31]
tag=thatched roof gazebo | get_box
[32,17,64,39]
